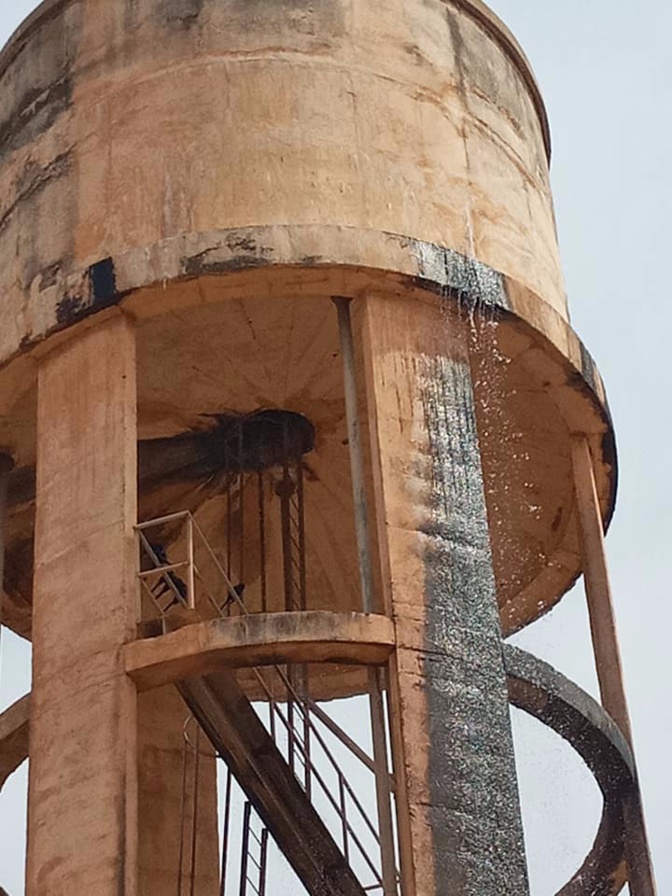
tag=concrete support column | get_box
[571,436,656,896]
[27,315,139,896]
[360,294,529,896]
[138,687,220,896]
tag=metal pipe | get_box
[258,471,267,614]
[191,516,247,611]
[333,297,374,614]
[368,667,398,896]
[278,461,295,613]
[239,801,252,896]
[187,515,196,611]
[297,460,307,612]
[238,427,245,587]
[307,699,382,779]
[135,509,191,530]
[227,479,233,580]
[334,299,397,892]
[219,767,233,896]
[189,727,201,896]
[259,828,269,896]
[302,672,311,798]
[177,726,190,896]
[571,435,656,896]
[339,773,350,861]
[286,671,296,776]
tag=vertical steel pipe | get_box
[239,802,252,896]
[335,298,397,894]
[187,515,196,612]
[334,297,374,615]
[258,471,267,614]
[259,828,269,896]
[368,667,398,896]
[219,767,233,896]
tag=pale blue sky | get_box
[0,2,669,894]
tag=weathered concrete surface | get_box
[138,687,219,896]
[0,0,616,643]
[0,0,563,373]
[361,292,528,895]
[7,643,647,896]
[26,314,138,896]
[0,3,638,895]
[505,645,633,896]
[126,610,396,692]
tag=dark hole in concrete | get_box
[89,257,116,303]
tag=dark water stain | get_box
[158,0,205,28]
[0,76,73,160]
[419,353,530,894]
[0,153,72,237]
[40,258,71,290]
[182,251,272,278]
[55,294,86,325]
[0,2,83,159]
[225,233,259,254]
[4,152,77,292]
[410,241,509,312]
[230,0,345,39]
[124,0,141,31]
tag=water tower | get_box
[0,1,656,894]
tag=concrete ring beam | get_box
[0,693,29,792]
[505,645,632,895]
[124,610,396,693]
[0,638,641,896]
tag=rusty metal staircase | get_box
[137,510,399,896]
[178,671,367,896]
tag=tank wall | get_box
[0,0,564,367]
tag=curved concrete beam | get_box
[0,641,645,896]
[505,646,633,896]
[124,611,396,692]
[0,694,29,792]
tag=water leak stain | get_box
[419,347,530,893]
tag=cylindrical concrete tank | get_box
[0,0,614,637]
[0,3,651,896]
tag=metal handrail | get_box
[136,511,398,894]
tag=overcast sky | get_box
[0,2,669,894]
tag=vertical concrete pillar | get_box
[571,436,656,896]
[138,687,220,895]
[27,315,138,896]
[360,294,529,896]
